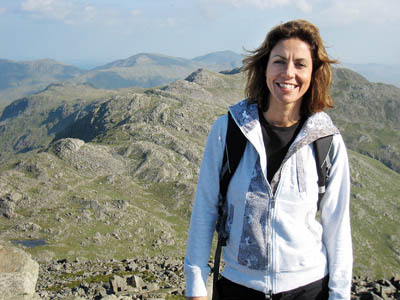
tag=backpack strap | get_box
[219,112,248,197]
[313,135,333,210]
[213,111,247,299]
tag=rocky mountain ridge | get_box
[0,68,399,281]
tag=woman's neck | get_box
[262,94,303,127]
[263,106,301,127]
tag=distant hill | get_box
[93,53,196,70]
[0,59,86,104]
[342,63,400,88]
[0,52,244,104]
[71,53,201,89]
[72,52,243,89]
[192,50,243,71]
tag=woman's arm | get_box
[320,134,353,300]
[184,115,227,298]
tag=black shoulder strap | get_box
[313,135,333,210]
[219,111,248,198]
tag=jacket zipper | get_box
[266,195,275,297]
[264,174,276,296]
[265,165,284,297]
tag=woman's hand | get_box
[186,297,208,300]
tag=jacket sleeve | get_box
[184,115,227,297]
[320,134,353,300]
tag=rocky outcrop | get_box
[36,256,187,300]
[32,256,400,300]
[0,244,387,300]
[0,245,400,300]
[52,138,85,158]
[352,276,400,299]
[161,79,213,102]
[185,68,243,89]
[0,245,40,300]
[0,192,19,218]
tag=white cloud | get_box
[198,0,312,13]
[130,9,141,17]
[222,0,290,9]
[196,0,222,20]
[84,5,96,22]
[22,0,71,20]
[316,0,400,25]
[297,0,312,13]
[164,17,177,27]
[21,0,98,24]
[197,0,400,22]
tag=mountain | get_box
[342,63,400,88]
[72,52,244,90]
[71,53,201,90]
[330,67,400,173]
[0,52,244,105]
[0,59,86,105]
[2,52,398,108]
[192,50,243,71]
[0,68,399,279]
[93,53,195,70]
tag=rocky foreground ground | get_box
[1,244,399,300]
[35,257,400,300]
[36,256,186,300]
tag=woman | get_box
[185,19,352,300]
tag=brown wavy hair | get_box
[242,19,338,115]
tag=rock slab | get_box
[0,244,40,300]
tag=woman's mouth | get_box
[277,83,298,89]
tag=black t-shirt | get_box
[259,111,304,183]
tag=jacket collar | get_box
[228,99,340,154]
[228,100,265,165]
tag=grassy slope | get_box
[348,150,400,277]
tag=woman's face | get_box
[265,38,313,110]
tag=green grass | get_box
[349,151,400,278]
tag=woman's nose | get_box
[283,62,295,78]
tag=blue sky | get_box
[0,0,399,68]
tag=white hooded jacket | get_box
[185,100,352,299]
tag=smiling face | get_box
[266,38,313,112]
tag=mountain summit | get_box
[93,53,194,70]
